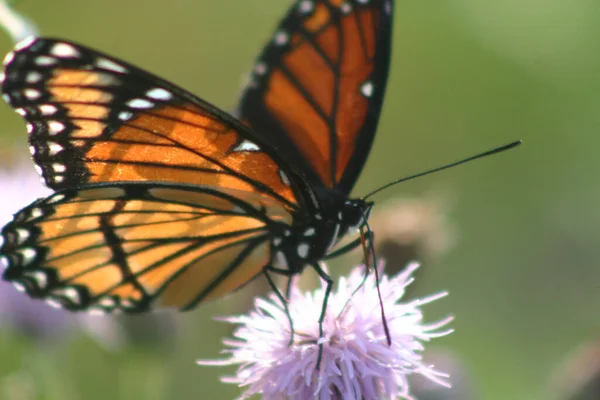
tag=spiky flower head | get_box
[199,262,453,400]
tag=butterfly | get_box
[0,0,394,338]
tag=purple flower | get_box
[199,262,453,400]
[366,193,457,273]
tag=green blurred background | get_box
[0,0,599,399]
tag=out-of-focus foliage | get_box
[0,1,598,399]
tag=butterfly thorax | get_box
[271,199,373,274]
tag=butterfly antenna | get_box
[363,140,522,200]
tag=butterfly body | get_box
[0,0,394,314]
[271,198,372,275]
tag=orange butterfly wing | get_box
[1,38,302,210]
[238,0,394,194]
[1,183,292,312]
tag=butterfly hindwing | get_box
[0,182,293,313]
[239,0,394,196]
[1,37,301,210]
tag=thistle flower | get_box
[199,262,453,400]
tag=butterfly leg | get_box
[311,262,333,370]
[323,228,374,260]
[323,236,362,260]
[337,232,375,319]
[285,275,294,300]
[262,265,295,346]
[362,221,392,346]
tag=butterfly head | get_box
[340,199,374,233]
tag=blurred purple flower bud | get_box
[368,194,456,272]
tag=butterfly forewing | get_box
[0,183,289,313]
[0,0,395,316]
[1,38,301,210]
[239,0,394,197]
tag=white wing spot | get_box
[18,247,37,265]
[127,98,154,109]
[26,123,34,134]
[25,271,48,289]
[340,3,352,14]
[54,175,65,183]
[50,42,80,58]
[298,0,314,14]
[35,56,57,66]
[361,81,374,97]
[99,297,116,308]
[275,31,289,46]
[33,165,43,176]
[15,228,30,244]
[304,227,316,237]
[47,193,66,204]
[273,237,282,246]
[29,208,43,220]
[48,142,63,156]
[52,163,66,173]
[53,287,81,305]
[12,281,26,292]
[146,88,172,100]
[39,104,58,115]
[255,62,268,76]
[48,121,65,135]
[357,0,369,3]
[14,36,36,51]
[15,108,27,116]
[96,57,127,73]
[118,111,133,121]
[233,140,260,152]
[297,243,310,258]
[25,72,42,83]
[3,51,14,66]
[0,72,4,83]
[29,145,36,155]
[2,94,10,104]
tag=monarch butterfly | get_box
[0,0,394,341]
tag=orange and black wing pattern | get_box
[1,38,301,211]
[1,182,292,313]
[238,0,394,196]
